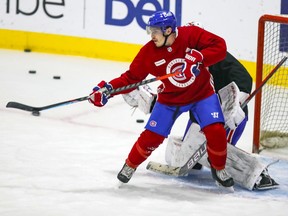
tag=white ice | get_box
[0,49,287,216]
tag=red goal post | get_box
[253,14,288,153]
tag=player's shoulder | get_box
[138,40,156,53]
[134,40,159,63]
[177,25,204,39]
[177,25,203,32]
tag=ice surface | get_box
[0,49,287,216]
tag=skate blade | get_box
[254,184,279,191]
[215,181,235,193]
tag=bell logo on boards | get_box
[105,0,182,30]
[5,0,65,18]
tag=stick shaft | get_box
[6,71,181,112]
[110,71,180,95]
[242,55,287,108]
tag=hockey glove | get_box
[239,91,249,105]
[218,82,246,130]
[122,85,156,114]
[89,81,113,107]
[182,49,203,78]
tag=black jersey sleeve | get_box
[209,52,252,94]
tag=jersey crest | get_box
[167,58,196,88]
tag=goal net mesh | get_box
[255,15,288,150]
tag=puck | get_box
[136,119,144,123]
[29,70,36,74]
[24,49,31,52]
[32,111,40,116]
[53,76,61,80]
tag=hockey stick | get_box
[6,71,181,113]
[146,54,288,177]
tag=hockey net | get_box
[253,14,288,153]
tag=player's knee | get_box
[138,129,165,151]
[203,123,225,135]
[202,123,227,147]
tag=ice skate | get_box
[211,167,234,190]
[253,169,279,190]
[117,163,136,183]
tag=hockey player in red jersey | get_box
[123,21,279,190]
[89,11,234,188]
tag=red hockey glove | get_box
[89,81,113,107]
[182,49,203,78]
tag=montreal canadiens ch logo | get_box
[167,58,196,88]
[149,120,157,127]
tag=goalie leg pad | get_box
[165,122,270,190]
[225,145,267,190]
[165,122,209,167]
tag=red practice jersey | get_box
[109,25,227,106]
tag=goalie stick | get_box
[146,54,288,177]
[6,71,181,113]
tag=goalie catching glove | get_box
[122,85,155,114]
[218,81,246,130]
[89,81,113,107]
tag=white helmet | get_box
[185,21,204,29]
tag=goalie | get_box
[123,51,279,190]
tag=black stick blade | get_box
[6,102,40,112]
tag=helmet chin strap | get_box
[161,32,173,47]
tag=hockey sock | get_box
[127,130,165,168]
[202,123,227,170]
